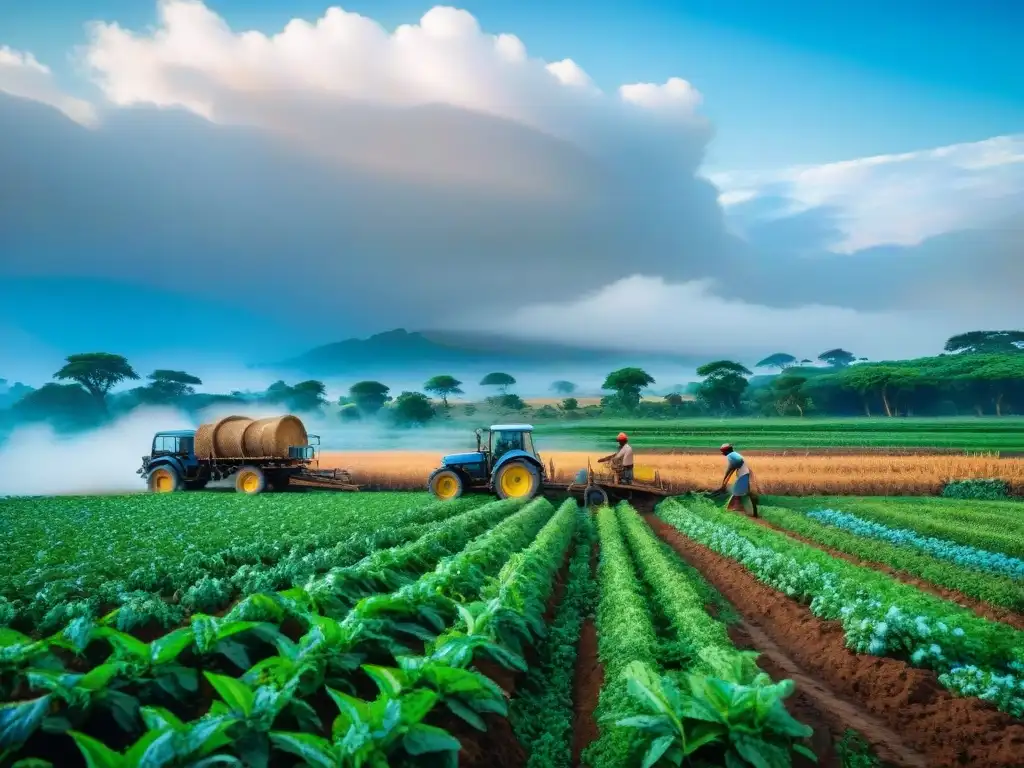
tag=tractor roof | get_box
[156,429,197,437]
[489,424,534,431]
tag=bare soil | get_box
[647,516,1024,768]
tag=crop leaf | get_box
[203,672,255,718]
[70,731,126,768]
[402,723,461,755]
[269,732,335,768]
[0,696,52,750]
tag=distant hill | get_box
[272,329,701,376]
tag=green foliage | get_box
[836,729,885,768]
[11,383,101,430]
[140,370,203,403]
[941,479,1010,500]
[758,505,1024,612]
[347,380,391,414]
[944,331,1024,355]
[756,353,798,370]
[480,372,517,393]
[391,391,435,426]
[818,348,856,367]
[53,353,139,410]
[423,375,464,407]
[551,380,576,395]
[696,360,751,414]
[560,397,579,411]
[602,368,656,409]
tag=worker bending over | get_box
[599,432,634,484]
[719,443,757,517]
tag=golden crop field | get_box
[320,450,1024,496]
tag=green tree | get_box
[695,360,752,414]
[12,383,101,429]
[54,353,139,412]
[287,380,328,412]
[423,375,464,408]
[139,370,203,404]
[348,381,391,414]
[755,353,798,371]
[392,391,434,426]
[602,367,655,409]
[551,380,577,395]
[561,397,579,411]
[818,348,856,368]
[944,330,1024,355]
[480,372,516,394]
[664,393,685,408]
[767,374,812,417]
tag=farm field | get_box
[533,417,1024,452]
[324,450,1024,496]
[1,491,1022,766]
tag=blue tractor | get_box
[427,424,545,502]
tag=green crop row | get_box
[765,495,1024,559]
[0,493,488,633]
[0,497,574,766]
[658,498,1024,717]
[585,505,813,768]
[757,505,1024,613]
[511,508,596,768]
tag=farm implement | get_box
[427,423,671,508]
[139,414,360,495]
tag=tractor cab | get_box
[150,430,198,461]
[429,424,545,502]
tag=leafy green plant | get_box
[615,660,815,767]
[941,479,1009,500]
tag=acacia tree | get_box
[695,360,752,414]
[424,375,464,408]
[755,353,798,371]
[767,375,811,417]
[944,330,1024,355]
[54,353,139,413]
[602,367,655,409]
[288,380,328,412]
[348,381,392,415]
[480,372,516,394]
[551,380,577,395]
[818,348,856,368]
[141,370,203,404]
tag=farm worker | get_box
[598,432,634,484]
[719,443,757,517]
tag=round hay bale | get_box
[250,415,308,457]
[195,415,252,459]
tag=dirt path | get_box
[750,516,1024,630]
[647,516,1024,768]
[572,542,602,768]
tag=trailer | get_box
[139,415,361,495]
[543,460,671,512]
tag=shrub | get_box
[941,479,1010,500]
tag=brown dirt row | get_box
[572,540,603,768]
[321,451,1024,496]
[647,516,1024,768]
[749,516,1024,630]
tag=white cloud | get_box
[0,45,97,125]
[712,134,1024,252]
[465,274,980,360]
[81,0,705,160]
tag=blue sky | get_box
[3,0,1022,170]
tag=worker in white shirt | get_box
[599,432,634,484]
[718,443,757,517]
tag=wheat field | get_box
[319,451,1024,496]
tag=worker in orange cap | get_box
[598,432,634,484]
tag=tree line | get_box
[2,330,1021,433]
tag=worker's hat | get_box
[617,432,628,442]
[720,443,733,453]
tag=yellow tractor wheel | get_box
[495,460,540,501]
[235,466,266,495]
[147,467,181,493]
[429,469,464,501]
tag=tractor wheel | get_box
[495,460,541,501]
[583,485,609,508]
[148,466,181,493]
[235,466,267,495]
[428,469,464,501]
